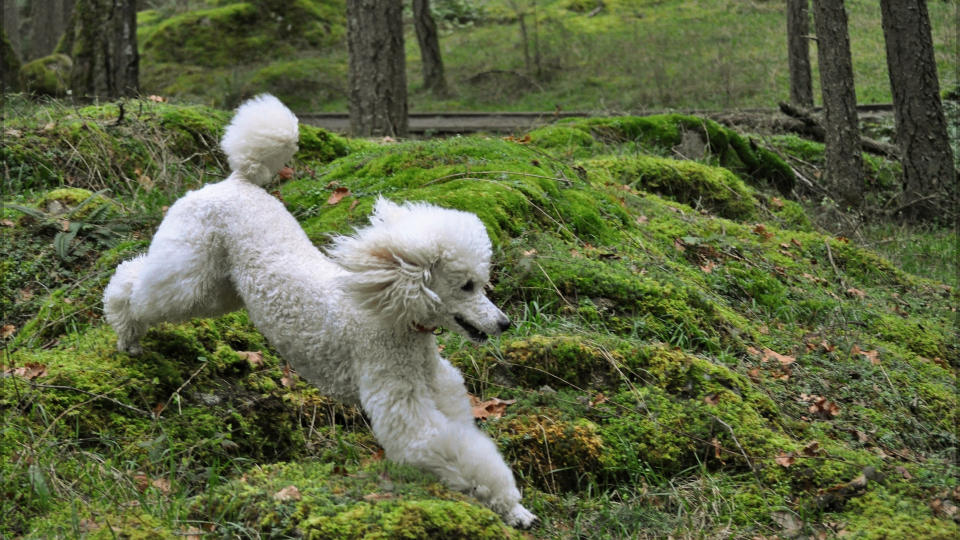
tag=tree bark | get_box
[413,0,449,97]
[346,0,408,137]
[58,0,138,99]
[879,0,957,221]
[811,0,863,209]
[2,0,21,59]
[786,0,813,107]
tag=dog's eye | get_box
[461,280,475,292]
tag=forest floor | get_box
[1,94,957,539]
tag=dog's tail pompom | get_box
[220,94,299,186]
[327,198,446,327]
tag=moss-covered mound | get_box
[529,114,796,195]
[138,0,346,108]
[2,101,956,539]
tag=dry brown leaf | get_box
[852,345,880,365]
[469,395,516,420]
[1,324,16,339]
[363,492,394,501]
[845,287,866,299]
[636,215,649,225]
[238,350,264,368]
[278,166,295,180]
[801,440,822,456]
[673,238,686,252]
[809,397,840,418]
[147,95,167,102]
[710,437,723,460]
[747,367,761,381]
[700,261,716,273]
[775,452,796,467]
[753,223,774,240]
[894,466,913,480]
[703,394,720,406]
[151,477,171,494]
[759,347,795,366]
[589,393,609,407]
[273,485,302,501]
[327,187,351,205]
[1,219,15,227]
[770,197,784,209]
[182,527,203,540]
[3,362,47,380]
[281,364,296,388]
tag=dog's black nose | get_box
[498,317,511,332]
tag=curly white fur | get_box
[102,94,537,528]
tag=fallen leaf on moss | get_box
[845,287,866,299]
[147,95,167,102]
[278,166,294,180]
[273,485,301,501]
[152,477,171,494]
[1,324,16,339]
[469,395,516,420]
[752,223,773,240]
[2,362,46,379]
[589,393,609,407]
[775,452,795,467]
[894,466,913,480]
[851,345,880,365]
[363,492,394,501]
[238,350,264,368]
[704,394,720,406]
[281,364,296,388]
[1,219,15,227]
[327,187,351,205]
[801,440,822,456]
[809,397,840,418]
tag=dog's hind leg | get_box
[103,255,149,355]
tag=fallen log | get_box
[778,102,900,159]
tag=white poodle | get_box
[103,94,537,527]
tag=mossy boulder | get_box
[19,53,72,96]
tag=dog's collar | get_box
[412,322,443,335]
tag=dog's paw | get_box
[118,340,142,356]
[504,503,538,529]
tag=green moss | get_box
[839,487,958,539]
[193,461,521,538]
[585,155,758,220]
[139,0,345,105]
[540,115,795,193]
[19,53,72,96]
[245,57,347,112]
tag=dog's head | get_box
[327,198,510,342]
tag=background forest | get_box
[2,1,958,539]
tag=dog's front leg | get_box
[358,375,538,528]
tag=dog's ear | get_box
[328,237,440,327]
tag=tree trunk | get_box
[346,0,408,137]
[58,0,138,99]
[413,0,449,97]
[786,0,813,107]
[879,0,957,221]
[811,0,863,209]
[2,0,21,59]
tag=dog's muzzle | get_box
[454,314,489,342]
